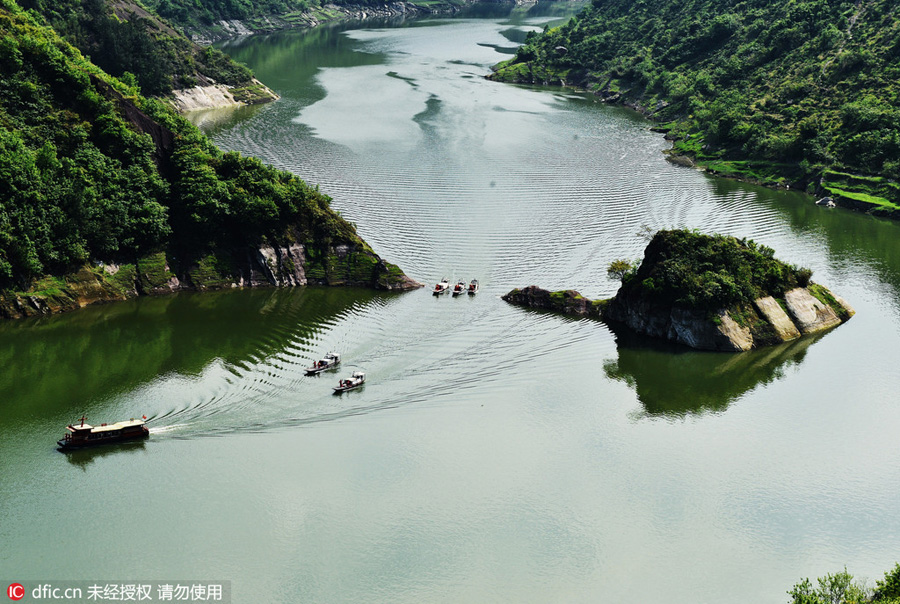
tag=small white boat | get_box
[467,279,479,295]
[306,352,341,375]
[333,371,366,393]
[433,278,450,295]
[451,280,466,296]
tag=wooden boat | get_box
[306,352,341,375]
[451,280,466,296]
[57,415,149,450]
[333,371,366,393]
[433,278,450,295]
[468,279,479,295]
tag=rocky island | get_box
[503,230,854,352]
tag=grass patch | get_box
[137,252,175,290]
[188,253,234,289]
[823,185,899,209]
[25,275,68,297]
[808,283,852,321]
[106,264,138,295]
[230,83,275,104]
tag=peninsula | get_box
[0,0,420,320]
[503,230,854,352]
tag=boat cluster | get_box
[433,278,479,296]
[305,351,365,393]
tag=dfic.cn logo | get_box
[7,583,25,601]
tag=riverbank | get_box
[0,246,421,321]
[188,0,493,45]
[168,0,509,112]
[488,67,900,221]
[662,132,900,220]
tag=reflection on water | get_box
[0,287,380,423]
[604,325,824,417]
[62,440,148,471]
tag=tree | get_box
[788,568,870,604]
[874,563,900,601]
[607,258,634,282]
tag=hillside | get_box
[19,0,274,102]
[490,0,900,216]
[0,0,416,319]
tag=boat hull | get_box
[305,362,339,375]
[57,427,149,451]
[332,384,363,393]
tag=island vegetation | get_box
[788,562,900,604]
[489,0,900,218]
[503,230,853,351]
[0,0,416,319]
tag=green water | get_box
[4,5,900,603]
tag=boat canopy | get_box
[92,419,145,432]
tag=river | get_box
[3,4,900,603]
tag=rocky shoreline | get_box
[189,1,498,46]
[0,243,422,321]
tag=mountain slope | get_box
[0,0,415,318]
[19,0,273,100]
[490,0,900,214]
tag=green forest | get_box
[491,0,900,213]
[17,0,254,95]
[0,0,400,306]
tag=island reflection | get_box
[603,324,824,417]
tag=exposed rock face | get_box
[254,244,307,287]
[604,297,755,352]
[170,80,279,113]
[604,284,853,351]
[783,287,845,333]
[754,296,801,340]
[170,85,239,112]
[503,232,855,352]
